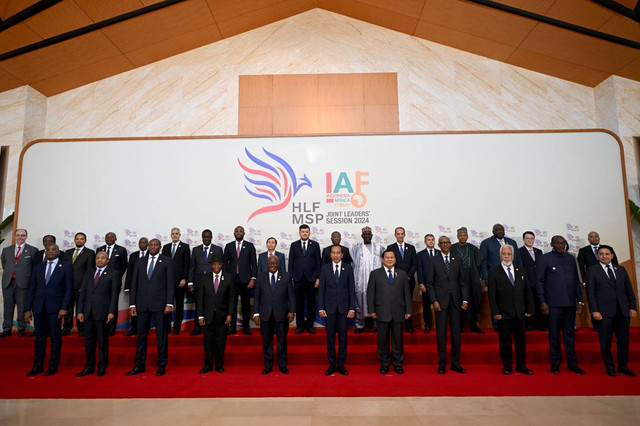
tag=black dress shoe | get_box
[606,368,616,377]
[18,329,25,337]
[0,331,11,338]
[294,328,304,335]
[76,368,94,377]
[337,366,348,376]
[354,328,364,334]
[172,329,180,335]
[124,330,137,337]
[502,369,512,375]
[307,328,316,334]
[279,367,289,374]
[406,327,416,334]
[393,365,404,374]
[618,367,636,377]
[78,332,85,338]
[526,325,534,331]
[242,328,252,336]
[470,326,485,334]
[516,367,534,375]
[262,368,272,375]
[451,365,467,374]
[189,329,202,336]
[97,369,106,377]
[26,366,44,376]
[199,366,212,374]
[109,331,116,337]
[216,367,225,373]
[27,332,36,337]
[62,330,71,336]
[551,365,560,374]
[423,327,431,334]
[156,367,166,376]
[568,366,585,375]
[125,366,145,376]
[45,367,58,376]
[379,366,389,374]
[437,367,445,374]
[325,366,336,376]
[228,328,237,335]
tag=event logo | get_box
[325,171,369,208]
[238,148,312,221]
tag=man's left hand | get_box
[58,309,67,319]
[164,305,173,315]
[247,279,255,289]
[347,310,355,319]
[179,279,186,288]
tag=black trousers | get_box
[294,279,316,329]
[434,303,462,367]
[404,280,416,330]
[84,313,109,370]
[598,306,631,370]
[63,288,83,333]
[325,310,348,367]
[376,320,404,368]
[33,312,62,368]
[203,320,228,370]
[135,310,169,369]
[230,277,251,331]
[260,315,288,370]
[173,283,187,331]
[548,306,578,368]
[421,291,432,329]
[497,317,526,370]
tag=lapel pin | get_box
[552,267,556,270]
[159,259,163,263]
[277,276,281,281]
[221,276,225,281]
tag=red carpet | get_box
[1,328,638,398]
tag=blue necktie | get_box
[303,241,307,256]
[270,273,276,292]
[388,269,393,283]
[335,264,340,284]
[45,261,54,285]
[171,244,176,258]
[593,246,598,258]
[147,257,155,280]
[400,245,404,259]
[507,267,514,286]
[203,246,208,263]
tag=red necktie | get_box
[214,275,219,293]
[94,269,101,286]
[236,243,241,273]
[12,246,21,278]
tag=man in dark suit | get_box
[586,245,637,376]
[76,251,120,377]
[188,229,223,336]
[125,239,175,376]
[427,235,469,374]
[124,237,148,336]
[318,245,356,375]
[162,227,191,335]
[197,256,234,373]
[367,249,412,374]
[96,232,128,336]
[321,231,353,265]
[254,255,296,375]
[257,237,286,275]
[1,228,37,338]
[451,227,484,333]
[488,245,534,375]
[62,232,95,337]
[223,225,257,335]
[537,235,585,375]
[24,244,74,376]
[33,235,64,267]
[288,224,322,334]
[417,234,440,334]
[519,231,546,331]
[388,227,418,333]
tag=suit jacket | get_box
[578,245,618,281]
[162,241,191,285]
[196,272,234,324]
[288,239,321,282]
[321,245,353,265]
[223,240,257,283]
[130,254,175,313]
[254,270,295,322]
[124,250,145,292]
[417,248,441,285]
[586,263,637,318]
[1,243,37,289]
[426,254,468,310]
[77,266,120,320]
[536,251,583,307]
[366,267,411,322]
[388,242,417,284]
[96,244,128,275]
[488,264,534,319]
[257,251,286,275]
[518,246,543,292]
[63,247,95,290]
[33,249,65,268]
[188,244,223,288]
[318,262,356,314]
[26,260,74,314]
[480,237,522,279]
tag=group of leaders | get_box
[1,223,636,379]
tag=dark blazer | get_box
[318,262,356,314]
[426,254,468,310]
[586,263,637,318]
[288,239,322,282]
[77,267,120,320]
[124,250,145,292]
[488,264,534,319]
[196,272,235,324]
[257,251,286,275]
[162,241,191,284]
[130,254,175,313]
[33,249,64,268]
[64,247,96,290]
[536,251,582,307]
[321,245,353,265]
[95,244,128,275]
[388,242,417,284]
[188,244,223,287]
[417,248,441,285]
[366,267,412,322]
[578,245,618,280]
[480,237,522,279]
[519,246,543,291]
[26,260,74,314]
[1,243,37,289]
[254,270,295,322]
[223,240,257,283]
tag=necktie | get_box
[593,246,599,258]
[400,245,404,259]
[147,257,155,280]
[140,251,145,258]
[214,274,219,293]
[269,252,273,257]
[13,246,21,278]
[236,242,241,273]
[106,246,111,258]
[507,267,514,286]
[499,239,505,247]
[45,261,54,285]
[388,269,393,283]
[72,248,80,263]
[529,248,535,261]
[270,274,276,292]
[606,265,615,282]
[429,249,433,257]
[94,269,101,286]
[203,246,208,263]
[444,255,450,274]
[303,241,307,255]
[335,264,340,283]
[171,244,177,258]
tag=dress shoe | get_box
[124,330,137,337]
[78,332,85,338]
[228,328,237,335]
[502,369,512,375]
[423,327,431,334]
[45,367,58,376]
[190,329,202,336]
[294,328,304,335]
[109,331,116,337]
[156,367,166,376]
[97,369,106,377]
[618,367,636,377]
[27,332,36,337]
[199,366,212,374]
[470,326,485,334]
[437,366,446,374]
[172,329,180,336]
[262,368,272,375]
[18,329,25,337]
[406,327,416,334]
[307,328,316,334]
[451,365,467,374]
[354,328,364,334]
[216,367,225,373]
[279,367,289,374]
[62,329,71,336]
[550,365,560,374]
[125,366,145,376]
[568,365,585,375]
[26,366,44,376]
[0,331,11,338]
[325,366,336,376]
[516,367,534,375]
[526,325,534,331]
[379,366,389,374]
[606,368,616,377]
[76,367,94,377]
[242,328,252,336]
[337,366,348,376]
[393,365,404,374]
[493,327,498,333]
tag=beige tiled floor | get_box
[1,396,639,425]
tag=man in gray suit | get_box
[1,229,38,337]
[367,249,412,374]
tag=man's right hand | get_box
[254,316,260,326]
[77,314,84,323]
[432,301,442,312]
[540,303,549,316]
[24,311,33,324]
[130,307,137,317]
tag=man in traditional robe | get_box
[451,227,484,333]
[351,226,385,333]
